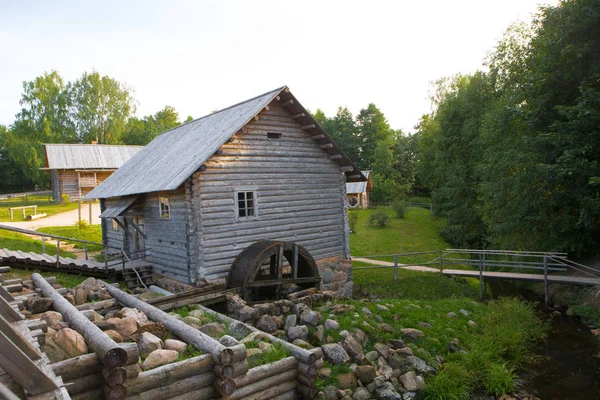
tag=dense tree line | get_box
[416,0,600,256]
[313,105,416,202]
[0,71,189,192]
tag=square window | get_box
[112,219,119,231]
[159,193,171,219]
[236,191,256,219]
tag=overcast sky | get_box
[0,0,556,134]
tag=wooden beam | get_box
[247,276,321,288]
[340,166,354,172]
[264,106,270,111]
[329,154,343,160]
[301,124,316,130]
[254,115,260,121]
[0,285,15,302]
[347,174,362,179]
[281,100,294,107]
[291,113,305,120]
[275,96,281,101]
[0,296,22,322]
[0,330,57,395]
[0,315,41,359]
[310,134,324,140]
[319,143,333,149]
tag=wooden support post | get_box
[291,113,305,119]
[293,245,299,280]
[88,200,92,225]
[479,253,483,300]
[544,255,549,307]
[78,201,82,222]
[32,274,128,369]
[56,239,60,266]
[0,296,23,322]
[0,314,41,359]
[41,236,45,254]
[0,285,14,302]
[84,243,88,260]
[394,255,399,281]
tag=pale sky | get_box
[0,0,557,134]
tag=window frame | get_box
[158,193,171,220]
[234,189,258,220]
[111,218,120,231]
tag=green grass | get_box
[0,229,75,258]
[316,361,352,391]
[0,194,80,222]
[2,268,88,288]
[37,225,103,251]
[350,207,449,264]
[246,342,290,368]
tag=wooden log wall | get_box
[193,103,348,281]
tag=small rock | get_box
[376,304,390,312]
[353,329,367,344]
[395,347,414,357]
[258,342,274,352]
[74,288,87,305]
[388,339,405,349]
[256,314,279,333]
[28,297,53,314]
[355,365,377,384]
[447,312,458,318]
[361,307,373,317]
[138,332,163,357]
[322,386,338,400]
[54,328,88,358]
[218,335,239,347]
[65,293,75,305]
[399,371,424,391]
[183,316,202,327]
[337,372,357,389]
[292,339,312,349]
[374,343,390,359]
[104,330,123,343]
[228,321,253,339]
[322,343,350,364]
[106,317,138,341]
[405,356,435,375]
[246,348,262,357]
[375,381,402,400]
[165,339,187,353]
[199,322,226,338]
[121,308,149,326]
[467,320,478,327]
[343,334,363,358]
[366,351,379,361]
[378,323,395,333]
[319,367,333,377]
[418,322,433,329]
[287,325,308,341]
[313,325,325,344]
[353,387,371,400]
[188,309,204,319]
[459,309,470,317]
[388,353,406,371]
[339,330,350,338]
[324,319,340,330]
[141,349,179,370]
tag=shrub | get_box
[392,200,407,218]
[348,211,359,233]
[61,194,70,205]
[369,210,391,227]
[74,219,88,230]
[423,362,472,400]
[483,363,518,397]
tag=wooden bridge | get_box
[441,269,600,286]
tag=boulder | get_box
[343,334,363,358]
[299,309,320,327]
[292,303,310,317]
[388,339,405,349]
[399,371,424,391]
[138,332,163,357]
[366,351,379,361]
[53,328,88,358]
[188,309,205,319]
[75,277,103,293]
[141,349,179,370]
[313,325,325,344]
[375,382,402,400]
[106,317,138,341]
[405,356,435,375]
[198,322,226,338]
[256,315,279,333]
[287,325,308,341]
[41,311,64,330]
[355,365,377,384]
[246,348,262,357]
[228,321,252,339]
[218,335,239,347]
[353,387,371,400]
[324,319,340,330]
[258,342,274,353]
[400,328,424,341]
[374,343,391,359]
[165,339,188,353]
[28,298,53,314]
[284,314,297,331]
[104,330,123,343]
[121,308,149,326]
[337,372,357,389]
[388,353,406,371]
[322,343,350,364]
[74,288,87,305]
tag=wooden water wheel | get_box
[227,241,321,302]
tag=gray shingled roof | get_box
[346,171,371,194]
[43,144,143,170]
[85,86,365,199]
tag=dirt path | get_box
[352,257,441,273]
[1,203,101,230]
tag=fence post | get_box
[56,239,60,266]
[439,251,444,270]
[479,253,483,300]
[482,252,487,295]
[544,255,549,307]
[41,236,45,254]
[83,243,88,260]
[394,255,399,281]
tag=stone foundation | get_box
[315,256,352,297]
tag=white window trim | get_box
[234,189,258,220]
[159,193,171,220]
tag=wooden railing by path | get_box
[352,249,600,306]
[0,224,151,284]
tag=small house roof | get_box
[346,171,371,194]
[42,144,143,170]
[85,86,366,200]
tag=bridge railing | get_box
[0,224,150,277]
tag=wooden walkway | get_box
[0,248,151,278]
[442,269,600,286]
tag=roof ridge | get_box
[43,143,144,148]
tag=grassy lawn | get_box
[350,207,450,263]
[0,229,75,257]
[0,194,79,222]
[37,225,103,251]
[2,267,88,288]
